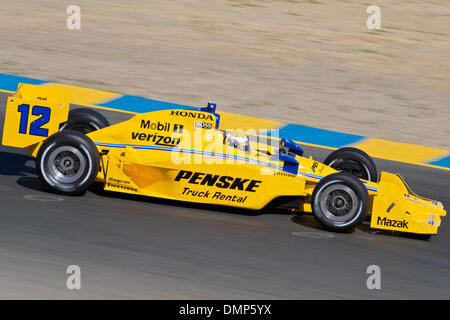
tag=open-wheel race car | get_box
[2,84,446,237]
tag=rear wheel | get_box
[312,172,369,232]
[324,147,377,182]
[36,130,99,195]
[60,108,110,134]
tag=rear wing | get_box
[2,83,70,148]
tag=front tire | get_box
[36,130,100,195]
[324,147,378,182]
[312,172,369,232]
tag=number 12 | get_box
[18,104,51,137]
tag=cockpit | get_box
[224,131,250,153]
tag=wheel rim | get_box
[46,146,86,184]
[318,183,359,223]
[328,158,371,180]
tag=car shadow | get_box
[290,214,331,232]
[16,176,50,193]
[290,214,380,234]
[0,150,56,193]
[0,150,35,176]
[290,215,432,241]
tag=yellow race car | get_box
[2,84,446,236]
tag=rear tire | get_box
[312,172,369,232]
[324,147,377,182]
[36,130,100,195]
[60,108,110,134]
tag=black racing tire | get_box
[324,147,378,182]
[60,108,110,134]
[312,172,369,232]
[36,130,100,195]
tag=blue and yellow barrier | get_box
[1,73,449,171]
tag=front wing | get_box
[371,172,446,234]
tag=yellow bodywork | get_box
[2,84,446,235]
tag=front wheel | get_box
[36,130,100,195]
[311,172,369,232]
[323,147,378,182]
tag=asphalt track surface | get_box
[0,92,449,299]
